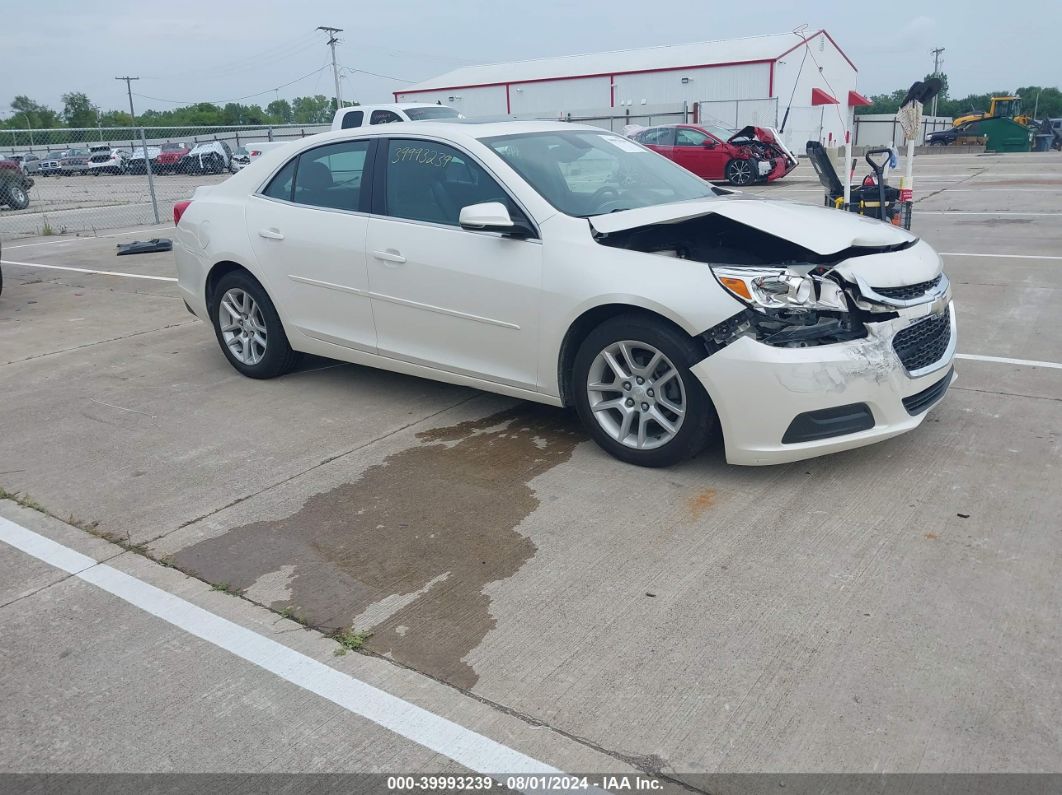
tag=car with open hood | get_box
[628,123,798,186]
[173,120,954,467]
[128,145,162,174]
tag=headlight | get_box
[712,266,847,312]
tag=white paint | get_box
[0,259,178,282]
[4,227,173,249]
[918,211,1062,216]
[0,516,591,789]
[956,354,1062,370]
[940,252,1062,260]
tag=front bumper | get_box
[692,302,957,465]
[765,155,798,182]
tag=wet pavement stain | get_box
[173,404,584,689]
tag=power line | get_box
[142,31,323,81]
[131,64,331,107]
[339,65,415,83]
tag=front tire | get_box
[572,314,717,467]
[210,271,299,378]
[725,158,755,186]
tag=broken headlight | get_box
[711,266,847,312]
[708,266,864,348]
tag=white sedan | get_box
[173,120,955,467]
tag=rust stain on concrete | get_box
[688,489,717,520]
[173,405,583,689]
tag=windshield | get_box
[701,125,734,141]
[404,106,461,121]
[483,130,717,217]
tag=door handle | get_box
[258,228,285,240]
[372,249,406,264]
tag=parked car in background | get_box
[628,123,798,186]
[157,142,191,173]
[37,151,69,177]
[60,148,92,175]
[87,146,129,175]
[173,120,955,468]
[229,141,289,172]
[0,157,33,209]
[178,140,233,175]
[331,103,461,131]
[128,145,162,174]
[20,153,43,174]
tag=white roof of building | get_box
[399,30,853,93]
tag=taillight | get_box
[173,200,192,226]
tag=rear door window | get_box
[261,157,297,201]
[341,110,364,129]
[292,140,371,211]
[370,110,402,125]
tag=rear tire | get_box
[3,183,30,210]
[209,271,300,379]
[572,314,717,467]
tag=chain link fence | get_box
[1,124,328,239]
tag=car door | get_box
[636,126,676,158]
[244,139,378,353]
[672,127,726,179]
[365,137,542,389]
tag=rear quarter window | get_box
[341,110,364,129]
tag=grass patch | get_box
[330,628,371,656]
[210,582,242,596]
[41,222,55,236]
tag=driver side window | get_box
[675,128,710,147]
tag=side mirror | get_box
[459,202,532,237]
[703,140,716,149]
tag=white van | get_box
[330,103,462,131]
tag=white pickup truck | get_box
[330,103,461,130]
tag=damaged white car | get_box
[173,121,954,467]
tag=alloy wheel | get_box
[218,288,267,365]
[586,340,687,450]
[728,159,753,185]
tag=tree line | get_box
[856,75,1062,119]
[4,92,346,132]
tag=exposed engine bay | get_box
[727,126,797,177]
[592,212,942,351]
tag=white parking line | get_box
[941,252,1062,260]
[956,354,1062,370]
[0,516,591,790]
[0,259,177,282]
[4,228,173,249]
[919,211,1062,216]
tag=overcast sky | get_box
[3,0,1057,118]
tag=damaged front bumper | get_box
[692,301,957,465]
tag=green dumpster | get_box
[968,117,1033,152]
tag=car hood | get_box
[591,196,915,253]
[728,125,774,144]
[589,196,936,286]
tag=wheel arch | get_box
[556,303,705,407]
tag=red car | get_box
[156,142,192,174]
[629,124,797,186]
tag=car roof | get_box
[311,119,609,146]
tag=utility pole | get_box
[318,26,344,110]
[930,47,945,117]
[115,75,160,224]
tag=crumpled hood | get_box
[589,195,916,255]
[728,125,774,144]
